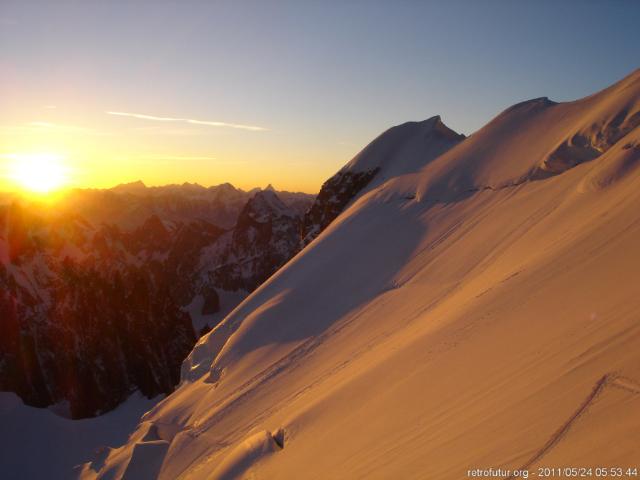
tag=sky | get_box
[1,0,639,193]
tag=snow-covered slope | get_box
[87,69,640,479]
[302,115,464,242]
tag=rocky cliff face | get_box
[301,168,380,244]
[0,186,314,418]
[203,190,303,292]
[0,204,200,418]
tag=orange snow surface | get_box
[84,69,640,480]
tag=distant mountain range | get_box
[0,182,316,417]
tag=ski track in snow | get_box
[191,296,391,440]
[506,374,640,479]
[183,278,470,478]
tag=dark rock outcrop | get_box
[201,286,220,315]
[0,205,196,418]
[301,168,379,244]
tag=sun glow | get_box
[7,153,69,194]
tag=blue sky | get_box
[1,0,639,192]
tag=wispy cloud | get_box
[130,126,209,136]
[106,111,268,132]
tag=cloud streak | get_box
[106,111,267,132]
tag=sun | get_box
[8,153,69,194]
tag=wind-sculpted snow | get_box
[534,99,640,179]
[208,430,282,480]
[88,69,640,479]
[412,71,640,202]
